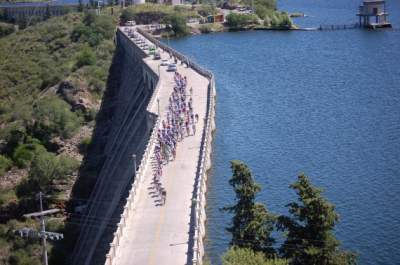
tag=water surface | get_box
[169,1,400,264]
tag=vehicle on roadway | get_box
[154,52,161,60]
[167,63,177,72]
[161,59,169,66]
[126,20,136,26]
[148,46,156,55]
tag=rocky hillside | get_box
[0,9,118,265]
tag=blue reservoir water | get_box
[168,1,400,264]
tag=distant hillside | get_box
[0,0,47,3]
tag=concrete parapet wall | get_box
[190,76,216,265]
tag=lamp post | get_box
[38,192,48,265]
[157,98,160,117]
[132,154,137,173]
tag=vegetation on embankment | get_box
[121,3,196,37]
[0,9,117,265]
[0,5,75,32]
[0,22,15,37]
[120,2,294,38]
[221,160,358,265]
[0,0,46,3]
[225,11,293,30]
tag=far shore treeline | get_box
[219,160,358,265]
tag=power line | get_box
[16,192,64,265]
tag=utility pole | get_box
[16,192,62,265]
[157,98,160,117]
[39,192,48,265]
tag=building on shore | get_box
[124,0,145,5]
[157,0,183,5]
[357,0,391,29]
[0,3,77,21]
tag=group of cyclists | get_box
[151,71,198,206]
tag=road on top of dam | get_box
[115,27,210,265]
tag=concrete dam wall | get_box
[71,31,159,265]
[72,27,216,265]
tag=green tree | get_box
[44,4,51,20]
[0,155,12,176]
[78,0,84,12]
[83,11,96,26]
[222,247,288,265]
[17,149,79,196]
[120,8,136,24]
[226,13,259,28]
[164,13,189,37]
[71,14,114,46]
[278,12,292,28]
[223,160,276,255]
[12,140,46,168]
[277,174,357,265]
[76,46,97,67]
[254,0,276,10]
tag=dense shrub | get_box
[266,12,292,28]
[120,8,136,24]
[12,140,46,168]
[79,137,91,154]
[255,5,270,20]
[76,46,96,68]
[32,96,82,141]
[0,22,15,37]
[120,4,196,25]
[254,0,276,10]
[226,13,259,28]
[9,249,41,265]
[164,13,189,37]
[197,4,217,17]
[71,12,114,46]
[199,23,224,34]
[0,155,12,176]
[222,247,288,265]
[17,150,79,197]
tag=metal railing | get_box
[105,117,160,265]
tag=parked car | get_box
[154,52,161,60]
[161,59,169,66]
[126,20,136,26]
[167,63,177,72]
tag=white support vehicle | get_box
[167,63,177,72]
[126,20,136,26]
[161,59,169,66]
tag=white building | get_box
[357,0,391,28]
[157,0,183,5]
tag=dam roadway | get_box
[101,27,214,265]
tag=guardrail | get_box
[104,27,215,265]
[105,116,160,265]
[191,75,215,265]
[136,28,214,80]
[103,30,164,265]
